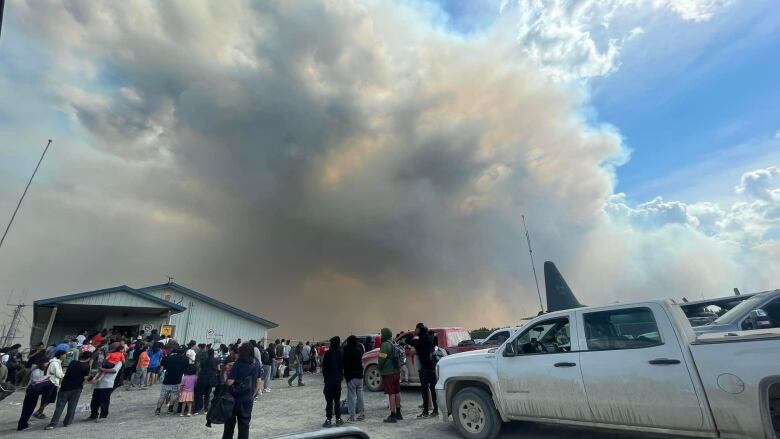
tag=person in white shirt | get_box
[75,331,87,347]
[301,342,311,372]
[282,340,291,377]
[88,346,122,421]
[185,340,197,365]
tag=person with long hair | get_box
[17,356,54,430]
[223,342,259,439]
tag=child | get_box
[179,365,197,417]
[89,350,124,384]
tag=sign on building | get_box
[160,324,175,337]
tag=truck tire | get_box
[452,387,501,439]
[364,364,383,392]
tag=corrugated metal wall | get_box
[61,291,164,308]
[145,286,269,345]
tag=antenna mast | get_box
[522,214,544,313]
[0,139,53,251]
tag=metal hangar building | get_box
[31,282,277,346]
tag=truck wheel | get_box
[364,364,383,392]
[452,387,501,439]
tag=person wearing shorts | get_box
[155,345,188,415]
[378,327,402,423]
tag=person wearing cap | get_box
[45,351,92,430]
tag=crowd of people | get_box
[0,322,445,438]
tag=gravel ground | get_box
[0,374,681,439]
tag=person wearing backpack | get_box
[222,342,260,439]
[378,327,402,423]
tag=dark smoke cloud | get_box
[2,0,777,341]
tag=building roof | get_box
[140,282,278,329]
[34,285,187,312]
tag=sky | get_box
[0,0,779,341]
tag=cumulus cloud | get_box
[0,0,773,340]
[607,166,780,246]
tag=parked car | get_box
[362,327,475,392]
[693,289,780,334]
[436,299,780,439]
[477,327,522,347]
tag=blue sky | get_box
[590,2,780,203]
[430,0,780,205]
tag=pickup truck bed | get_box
[436,300,780,439]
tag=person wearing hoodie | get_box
[343,335,365,422]
[321,336,344,427]
[378,327,402,423]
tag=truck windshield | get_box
[712,294,767,325]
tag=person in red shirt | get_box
[90,330,107,347]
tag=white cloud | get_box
[498,0,733,80]
[608,166,780,246]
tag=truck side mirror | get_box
[503,343,516,357]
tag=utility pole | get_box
[522,214,544,314]
[1,303,25,346]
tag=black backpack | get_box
[206,392,235,426]
[260,349,270,365]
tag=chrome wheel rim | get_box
[458,398,485,434]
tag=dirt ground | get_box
[0,374,681,439]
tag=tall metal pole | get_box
[0,139,52,251]
[522,214,544,313]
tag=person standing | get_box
[378,327,402,423]
[17,356,54,430]
[321,336,344,427]
[407,323,438,417]
[287,342,305,387]
[273,340,283,379]
[261,342,274,393]
[343,335,365,422]
[34,349,66,418]
[88,345,122,421]
[223,342,260,439]
[194,348,218,414]
[155,344,188,415]
[45,351,92,430]
[146,342,163,386]
[282,340,291,377]
[301,341,311,372]
[186,341,197,365]
[131,345,150,388]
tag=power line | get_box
[0,139,53,251]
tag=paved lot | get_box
[0,374,681,439]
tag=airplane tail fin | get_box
[733,288,741,296]
[544,261,584,312]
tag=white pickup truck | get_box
[436,300,780,439]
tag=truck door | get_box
[577,304,705,431]
[496,313,591,421]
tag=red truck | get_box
[361,327,477,392]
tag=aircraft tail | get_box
[544,261,584,312]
